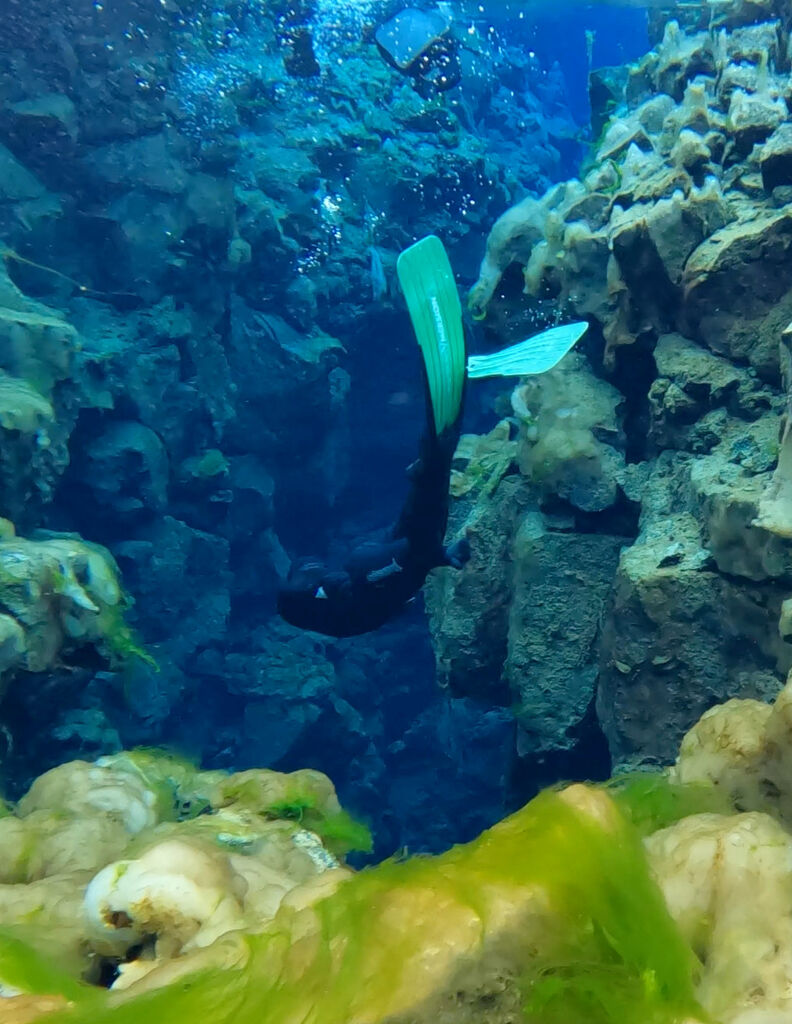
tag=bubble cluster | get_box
[170,5,276,136]
[310,0,379,67]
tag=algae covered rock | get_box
[0,528,134,698]
[513,351,626,512]
[671,668,792,826]
[0,611,25,676]
[84,837,252,959]
[647,810,792,1023]
[0,748,361,1000]
[643,673,792,1021]
[468,12,792,384]
[9,691,792,1024]
[467,194,548,318]
[0,769,708,1024]
[0,262,83,525]
[0,372,53,435]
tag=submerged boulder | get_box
[0,524,140,701]
[9,676,792,1024]
[0,756,706,1024]
[681,203,792,379]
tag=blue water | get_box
[0,0,652,857]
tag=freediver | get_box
[277,235,587,638]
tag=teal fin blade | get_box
[397,235,465,435]
[466,321,588,379]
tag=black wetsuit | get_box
[277,385,469,638]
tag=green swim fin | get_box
[397,235,465,435]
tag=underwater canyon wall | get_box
[0,0,791,851]
[429,0,792,774]
[0,0,589,851]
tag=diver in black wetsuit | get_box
[277,235,470,638]
[276,398,471,638]
[276,235,587,638]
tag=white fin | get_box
[366,558,404,583]
[466,321,588,379]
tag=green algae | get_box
[607,772,734,838]
[262,794,317,822]
[519,790,706,1024]
[262,793,373,856]
[315,808,374,856]
[99,748,207,823]
[214,774,373,856]
[0,930,97,1006]
[98,605,159,671]
[30,785,704,1024]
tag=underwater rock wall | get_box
[432,0,792,773]
[3,0,791,850]
[0,0,586,851]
